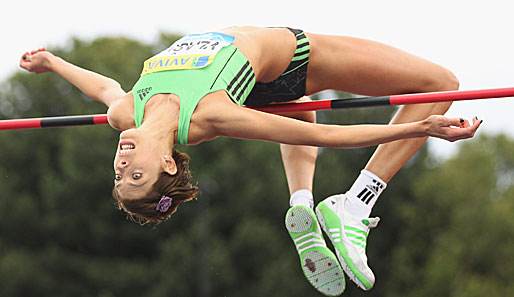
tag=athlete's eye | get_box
[133,173,142,180]
[115,174,122,181]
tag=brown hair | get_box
[112,148,200,224]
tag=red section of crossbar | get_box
[0,118,42,130]
[93,114,109,125]
[389,87,514,105]
[253,99,333,113]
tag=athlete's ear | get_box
[162,155,177,175]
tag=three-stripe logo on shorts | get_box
[282,31,310,76]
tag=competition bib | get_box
[141,32,235,76]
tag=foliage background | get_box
[0,35,513,297]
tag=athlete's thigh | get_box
[304,33,456,96]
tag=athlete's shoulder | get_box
[107,92,135,131]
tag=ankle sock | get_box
[289,189,314,209]
[344,170,387,219]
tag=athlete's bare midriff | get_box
[219,26,298,83]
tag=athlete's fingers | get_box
[455,117,468,128]
[444,117,463,127]
[451,117,477,128]
[20,51,31,68]
[432,115,481,142]
[466,117,479,131]
[454,117,482,140]
[30,48,46,55]
[471,117,482,131]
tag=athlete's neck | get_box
[138,94,179,148]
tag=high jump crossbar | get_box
[1,86,513,131]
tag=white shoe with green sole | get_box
[316,194,380,291]
[285,205,346,296]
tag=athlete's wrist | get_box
[416,119,431,137]
[47,55,63,73]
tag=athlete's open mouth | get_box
[119,141,135,155]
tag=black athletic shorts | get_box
[244,28,310,107]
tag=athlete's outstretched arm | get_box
[19,48,125,107]
[213,104,481,148]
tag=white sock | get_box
[289,189,314,209]
[344,170,387,219]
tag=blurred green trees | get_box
[0,35,513,297]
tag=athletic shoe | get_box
[315,194,380,291]
[285,205,346,296]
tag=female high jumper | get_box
[20,26,481,296]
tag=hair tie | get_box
[156,195,173,212]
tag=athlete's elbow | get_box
[315,126,345,148]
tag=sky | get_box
[1,0,513,157]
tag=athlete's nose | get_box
[118,160,129,168]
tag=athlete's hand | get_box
[423,115,482,142]
[19,48,55,74]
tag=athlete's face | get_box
[113,129,176,199]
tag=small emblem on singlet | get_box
[136,87,152,101]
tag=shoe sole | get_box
[285,206,345,296]
[316,203,373,291]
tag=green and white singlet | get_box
[131,28,311,145]
[132,32,255,144]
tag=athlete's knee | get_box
[297,97,316,122]
[449,72,460,91]
[431,69,457,113]
[439,69,459,91]
[282,110,316,123]
[425,67,460,93]
[278,96,316,123]
[297,110,316,123]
